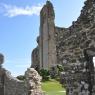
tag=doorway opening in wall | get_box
[93,57,95,68]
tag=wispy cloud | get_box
[0,3,43,17]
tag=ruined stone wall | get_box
[0,53,44,95]
[4,70,26,95]
[55,0,95,75]
[25,68,44,95]
[4,68,44,95]
[55,0,95,94]
[31,46,40,70]
[0,67,44,95]
[32,0,95,94]
[55,0,95,65]
[55,0,95,64]
[0,54,26,95]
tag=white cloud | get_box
[0,3,43,17]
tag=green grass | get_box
[42,79,66,95]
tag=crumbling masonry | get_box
[0,54,44,95]
[32,0,95,95]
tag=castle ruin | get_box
[32,0,95,94]
[0,0,95,95]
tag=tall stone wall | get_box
[55,0,95,65]
[32,1,57,70]
[40,1,57,69]
[55,0,95,94]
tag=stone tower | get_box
[39,1,57,69]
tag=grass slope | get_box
[42,79,66,95]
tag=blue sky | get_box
[0,0,87,76]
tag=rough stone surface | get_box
[56,0,95,94]
[0,54,44,95]
[32,0,95,95]
[4,70,26,95]
[31,46,40,71]
[25,68,44,95]
[0,54,26,95]
[32,1,57,70]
